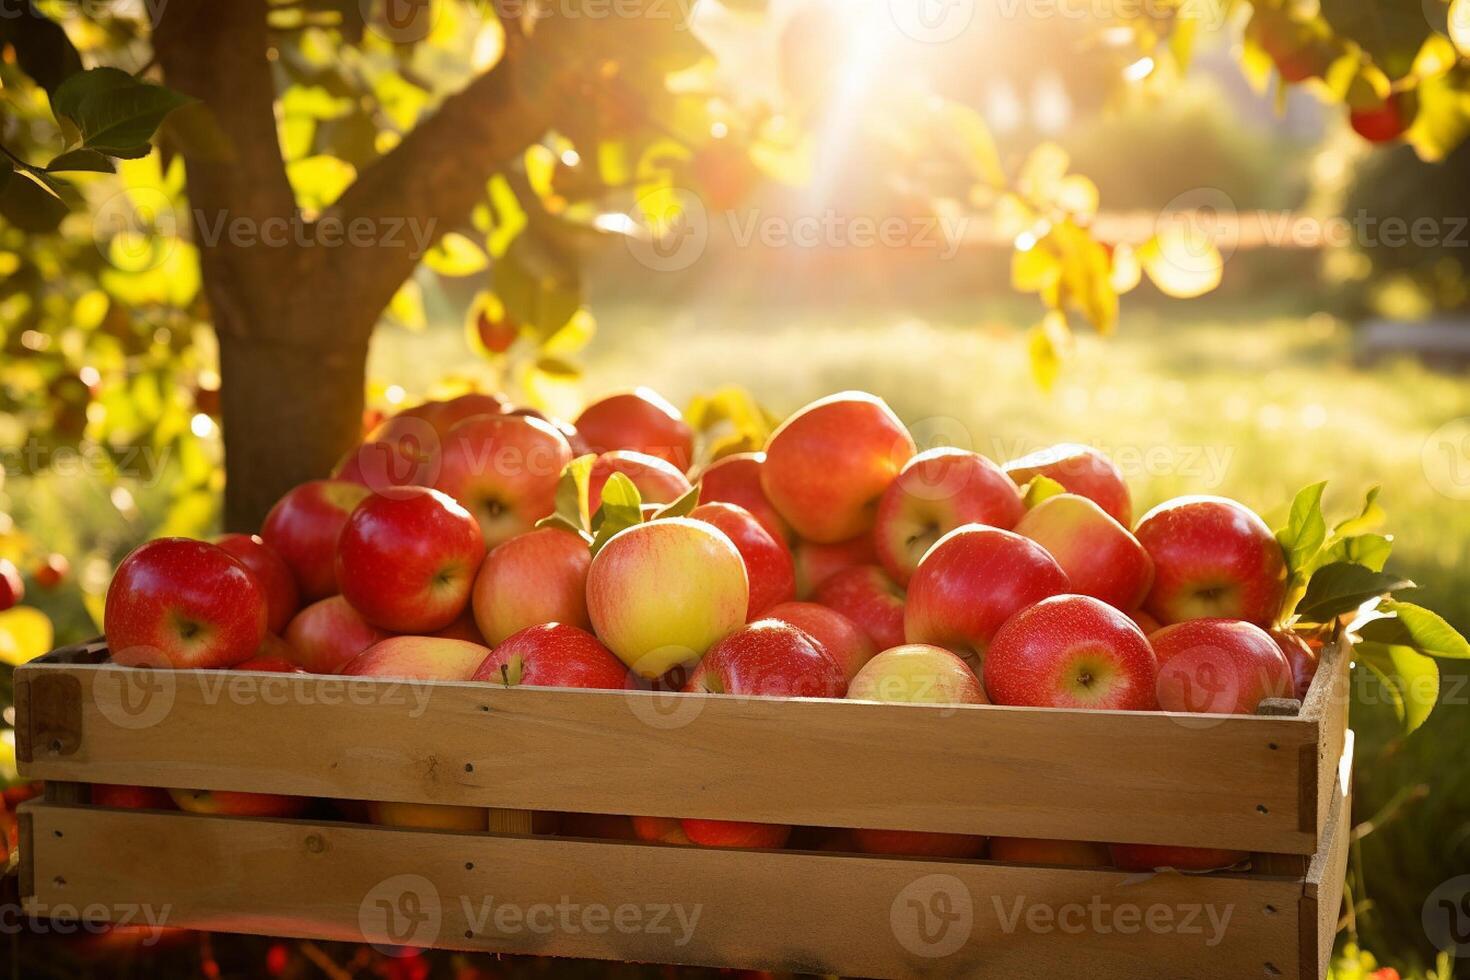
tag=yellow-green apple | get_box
[434,414,572,547]
[1151,618,1292,714]
[215,533,300,633]
[235,632,305,673]
[989,837,1112,866]
[632,815,691,844]
[761,391,915,543]
[696,451,790,542]
[1109,843,1245,873]
[689,502,795,619]
[681,818,792,849]
[1014,494,1154,612]
[1133,496,1288,627]
[282,595,389,674]
[904,525,1069,665]
[1270,628,1320,700]
[815,565,906,651]
[168,788,308,818]
[261,479,371,599]
[764,601,875,682]
[874,448,1024,585]
[846,643,987,704]
[586,518,748,678]
[587,450,692,513]
[983,595,1159,710]
[574,388,694,468]
[0,558,23,611]
[471,527,591,645]
[683,619,846,698]
[851,827,984,859]
[368,801,487,831]
[336,486,484,633]
[339,635,490,680]
[91,784,175,809]
[471,623,630,690]
[1003,443,1132,526]
[106,538,267,669]
[794,533,878,598]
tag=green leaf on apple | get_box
[1357,640,1439,735]
[652,484,700,520]
[1021,474,1067,508]
[543,454,596,535]
[589,473,644,557]
[1296,561,1415,623]
[1318,531,1393,572]
[1358,602,1470,660]
[1276,480,1328,578]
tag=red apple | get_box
[1134,495,1288,628]
[874,448,1024,585]
[1014,494,1154,611]
[236,632,305,673]
[333,412,443,491]
[903,526,1069,664]
[214,533,300,634]
[990,837,1112,866]
[335,487,484,633]
[0,558,23,611]
[815,565,907,651]
[574,388,694,468]
[472,623,630,690]
[696,452,790,542]
[1350,91,1416,143]
[851,828,984,859]
[681,819,791,849]
[169,788,308,818]
[1129,608,1163,635]
[846,643,987,705]
[632,815,691,844]
[434,414,572,547]
[1270,628,1320,700]
[339,635,490,680]
[106,538,267,669]
[430,610,487,644]
[91,784,176,809]
[433,392,510,433]
[1151,618,1293,714]
[587,450,692,513]
[761,391,915,543]
[1003,443,1132,525]
[765,601,876,682]
[689,502,796,619]
[471,527,591,645]
[794,533,878,598]
[34,553,68,589]
[1109,843,1245,873]
[282,595,389,674]
[984,595,1159,711]
[586,518,749,678]
[684,619,846,698]
[261,480,372,599]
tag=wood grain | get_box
[17,656,1326,852]
[22,802,1311,980]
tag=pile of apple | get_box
[101,388,1317,872]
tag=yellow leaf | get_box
[1056,175,1099,220]
[1027,316,1065,392]
[1412,34,1459,78]
[388,279,427,331]
[286,154,356,211]
[1138,227,1224,299]
[0,607,54,666]
[525,144,557,201]
[1012,240,1060,293]
[424,232,489,277]
[543,309,596,356]
[1017,143,1070,205]
[1110,242,1142,293]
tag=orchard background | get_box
[3,0,1470,976]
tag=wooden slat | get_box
[1300,731,1354,980]
[17,659,1322,853]
[1298,639,1352,851]
[21,802,1305,980]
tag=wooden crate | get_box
[14,637,1354,979]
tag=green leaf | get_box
[0,9,82,98]
[1333,485,1385,537]
[1319,532,1394,572]
[1359,602,1470,659]
[1022,475,1067,508]
[47,148,116,174]
[53,68,194,156]
[546,454,596,534]
[492,234,582,336]
[1296,562,1415,623]
[653,484,701,520]
[1357,641,1440,734]
[589,473,644,557]
[1276,481,1328,578]
[0,169,71,233]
